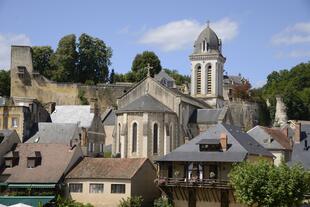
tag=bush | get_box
[154,197,173,207]
[118,196,143,207]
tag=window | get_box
[69,183,83,193]
[88,143,95,152]
[153,123,158,154]
[99,143,104,153]
[11,118,18,128]
[207,65,212,94]
[202,40,206,51]
[118,123,121,153]
[111,184,125,194]
[89,183,104,193]
[196,66,201,94]
[132,123,137,153]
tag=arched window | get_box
[132,123,137,153]
[153,123,158,154]
[202,40,206,51]
[196,66,201,94]
[118,123,121,153]
[207,65,212,94]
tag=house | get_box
[222,75,247,102]
[0,97,50,142]
[0,130,20,166]
[154,70,176,88]
[101,108,116,153]
[65,157,160,207]
[287,121,310,170]
[51,105,105,156]
[26,122,80,147]
[247,125,292,166]
[155,123,273,207]
[0,143,83,206]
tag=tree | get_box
[153,197,173,207]
[32,46,54,78]
[118,196,143,207]
[78,33,112,84]
[164,68,190,85]
[229,160,310,207]
[50,34,78,82]
[0,70,10,97]
[131,51,162,81]
[232,80,251,100]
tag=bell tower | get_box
[189,23,225,108]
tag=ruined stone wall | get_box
[227,101,259,130]
[10,46,131,110]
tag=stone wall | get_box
[10,46,132,111]
[227,101,259,130]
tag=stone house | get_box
[0,143,83,206]
[247,125,292,166]
[65,157,160,207]
[51,105,105,156]
[154,70,176,88]
[0,130,20,166]
[155,123,273,207]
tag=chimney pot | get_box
[220,133,228,151]
[294,123,301,143]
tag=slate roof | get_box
[66,157,148,179]
[117,94,173,113]
[156,123,273,162]
[101,109,116,126]
[189,108,226,124]
[247,126,292,150]
[224,75,244,85]
[51,105,94,128]
[26,123,79,145]
[2,143,81,183]
[0,130,16,144]
[288,123,310,169]
[193,26,220,54]
[154,70,175,82]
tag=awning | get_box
[0,196,55,207]
[8,184,56,189]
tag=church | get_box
[112,24,235,160]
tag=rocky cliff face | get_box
[274,96,288,127]
[227,101,259,130]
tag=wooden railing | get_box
[155,177,231,189]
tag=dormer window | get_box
[4,151,19,168]
[197,139,221,151]
[27,151,42,168]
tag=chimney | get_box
[220,133,228,151]
[90,98,98,114]
[294,122,301,143]
[281,126,288,138]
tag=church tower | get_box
[190,23,226,108]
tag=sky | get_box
[0,0,310,87]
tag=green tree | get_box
[164,68,190,85]
[229,160,310,207]
[0,70,10,97]
[32,46,54,78]
[78,33,112,84]
[50,34,78,82]
[54,195,94,207]
[118,196,143,207]
[131,51,162,81]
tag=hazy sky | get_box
[1,0,310,87]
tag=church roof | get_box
[117,94,173,113]
[101,108,116,126]
[193,25,221,54]
[156,123,273,162]
[189,108,227,124]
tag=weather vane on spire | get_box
[145,63,153,77]
[207,20,210,27]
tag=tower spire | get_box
[206,20,210,27]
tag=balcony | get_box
[155,177,231,189]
